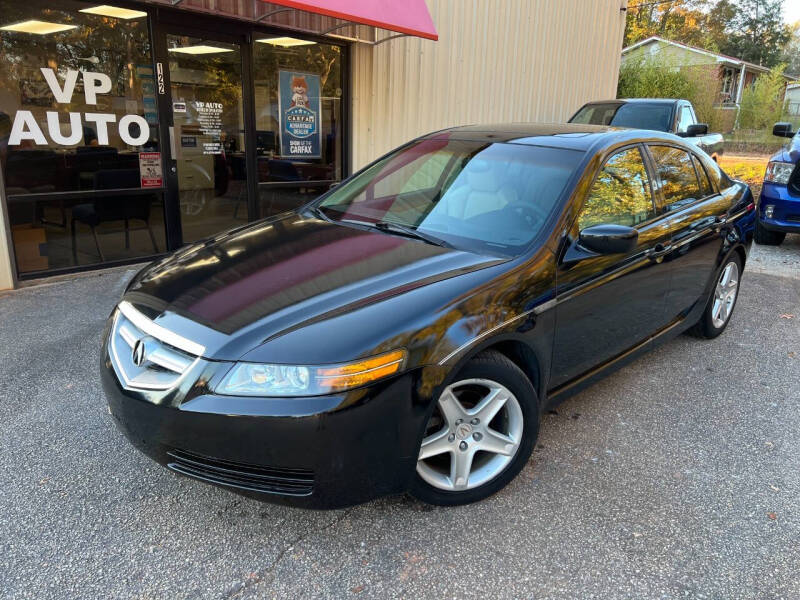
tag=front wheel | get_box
[755,221,785,246]
[410,351,538,506]
[688,253,742,339]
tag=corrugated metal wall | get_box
[351,0,627,170]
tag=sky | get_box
[785,0,800,25]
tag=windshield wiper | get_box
[305,205,333,223]
[338,218,452,248]
[373,221,454,248]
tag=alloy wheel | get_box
[711,261,739,329]
[416,378,524,491]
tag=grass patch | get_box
[718,155,768,198]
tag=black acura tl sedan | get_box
[102,124,756,508]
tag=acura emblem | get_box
[132,339,147,367]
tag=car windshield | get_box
[571,103,673,132]
[314,139,582,256]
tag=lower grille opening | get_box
[167,449,314,496]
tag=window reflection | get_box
[578,147,655,229]
[649,145,702,212]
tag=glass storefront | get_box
[252,37,344,216]
[0,0,347,278]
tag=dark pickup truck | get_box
[569,99,724,160]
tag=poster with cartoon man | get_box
[278,70,321,159]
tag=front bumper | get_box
[759,182,800,233]
[101,349,430,509]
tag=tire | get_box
[410,350,539,506]
[755,221,785,246]
[688,253,743,339]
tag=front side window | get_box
[578,147,655,230]
[317,140,582,256]
[649,145,702,212]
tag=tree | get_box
[737,66,788,129]
[624,0,729,50]
[624,0,792,68]
[717,0,792,67]
[781,22,800,76]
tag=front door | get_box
[162,32,250,244]
[550,145,674,389]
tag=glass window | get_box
[570,103,673,132]
[0,0,164,275]
[692,154,714,196]
[649,145,702,212]
[166,35,247,244]
[252,38,343,216]
[676,106,694,134]
[317,140,582,256]
[578,147,655,230]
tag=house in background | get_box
[622,36,783,107]
[786,83,800,116]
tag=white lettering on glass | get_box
[8,110,47,145]
[40,68,79,103]
[118,115,149,145]
[84,113,117,145]
[82,72,112,105]
[46,111,82,145]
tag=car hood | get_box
[771,136,800,164]
[123,213,505,360]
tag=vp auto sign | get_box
[8,68,150,147]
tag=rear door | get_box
[646,144,730,321]
[550,145,674,388]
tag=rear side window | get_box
[649,145,702,212]
[691,155,714,196]
[578,147,655,229]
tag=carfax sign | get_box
[278,70,321,159]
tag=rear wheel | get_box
[688,254,742,339]
[755,221,785,246]
[411,351,538,506]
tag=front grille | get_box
[109,302,201,391]
[166,449,314,496]
[786,215,800,223]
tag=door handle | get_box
[647,242,673,261]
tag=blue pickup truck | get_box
[756,122,800,245]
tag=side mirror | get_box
[329,182,339,190]
[772,122,795,138]
[686,123,708,137]
[579,224,638,255]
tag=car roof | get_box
[426,122,687,152]
[583,98,682,105]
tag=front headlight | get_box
[764,161,794,184]
[215,349,407,397]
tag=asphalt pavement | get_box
[0,239,798,600]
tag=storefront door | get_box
[160,30,253,245]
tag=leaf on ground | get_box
[779,314,795,319]
[767,512,777,520]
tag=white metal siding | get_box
[351,0,627,170]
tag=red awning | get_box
[261,0,438,40]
